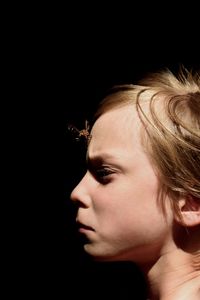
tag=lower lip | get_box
[78,227,94,233]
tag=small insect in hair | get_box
[68,120,91,143]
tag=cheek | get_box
[92,176,171,235]
[93,173,158,212]
[89,182,173,261]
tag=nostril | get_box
[73,199,88,209]
[70,190,89,208]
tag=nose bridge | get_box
[70,172,91,206]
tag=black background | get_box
[9,10,200,298]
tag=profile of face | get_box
[70,105,174,266]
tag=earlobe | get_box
[175,196,200,227]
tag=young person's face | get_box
[70,105,174,265]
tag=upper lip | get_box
[76,221,94,231]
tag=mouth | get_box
[77,221,94,232]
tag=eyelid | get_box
[94,167,115,184]
[96,167,114,176]
[87,163,115,179]
[87,159,121,176]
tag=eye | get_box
[95,168,114,184]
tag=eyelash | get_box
[95,168,114,183]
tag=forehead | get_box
[89,105,143,155]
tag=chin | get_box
[84,244,129,262]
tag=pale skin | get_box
[70,105,200,299]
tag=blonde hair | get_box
[94,66,200,269]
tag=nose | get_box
[70,172,91,208]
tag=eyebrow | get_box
[86,152,127,174]
[86,152,117,166]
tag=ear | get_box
[175,196,200,227]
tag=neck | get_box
[144,248,200,300]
